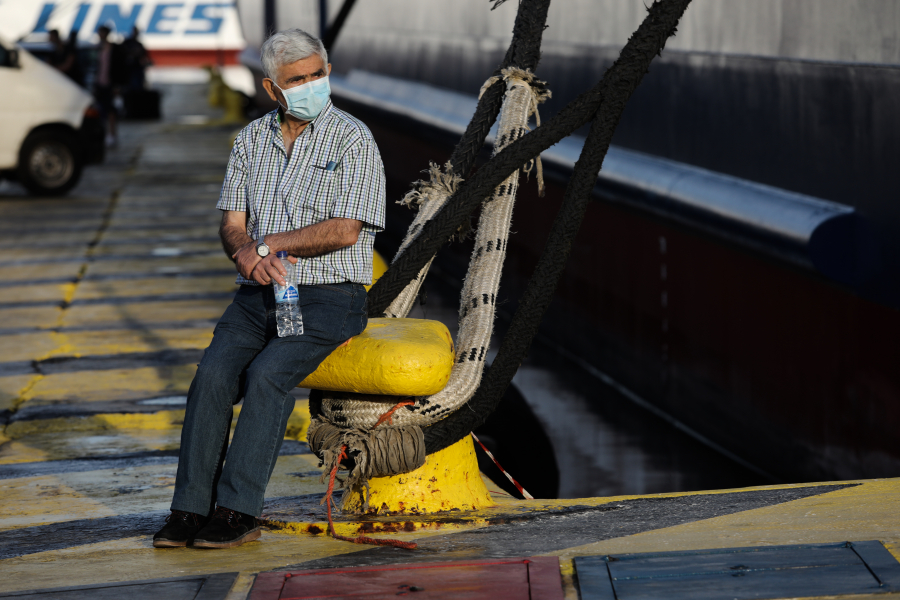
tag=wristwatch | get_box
[255,237,270,258]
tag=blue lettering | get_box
[32,3,55,33]
[71,4,91,34]
[185,3,230,35]
[94,3,143,33]
[146,3,183,34]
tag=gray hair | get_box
[260,29,328,82]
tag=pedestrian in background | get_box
[48,29,83,85]
[121,26,150,92]
[92,25,126,147]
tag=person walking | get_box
[152,28,386,549]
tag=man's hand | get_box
[232,240,263,281]
[247,253,299,286]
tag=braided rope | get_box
[421,0,695,454]
[322,70,549,429]
[383,162,462,319]
[307,0,694,479]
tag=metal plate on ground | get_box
[0,572,237,599]
[251,557,563,599]
[574,541,900,599]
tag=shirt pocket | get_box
[295,169,337,222]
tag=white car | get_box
[0,33,103,195]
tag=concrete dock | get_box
[1,81,899,600]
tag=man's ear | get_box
[327,63,332,76]
[262,78,279,104]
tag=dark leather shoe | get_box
[192,506,261,549]
[153,510,208,548]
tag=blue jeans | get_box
[171,282,367,517]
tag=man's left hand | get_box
[232,240,263,281]
[249,253,299,286]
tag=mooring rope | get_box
[321,68,549,430]
[308,0,695,492]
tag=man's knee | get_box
[191,362,242,398]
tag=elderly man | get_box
[153,29,385,549]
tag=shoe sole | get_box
[153,538,188,548]
[193,527,261,549]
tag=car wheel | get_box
[17,130,83,196]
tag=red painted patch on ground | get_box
[250,557,563,599]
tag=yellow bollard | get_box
[207,68,225,108]
[341,434,496,514]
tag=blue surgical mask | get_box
[273,76,331,122]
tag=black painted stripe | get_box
[283,484,858,570]
[0,491,324,559]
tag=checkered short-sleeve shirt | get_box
[217,101,386,286]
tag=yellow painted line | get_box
[5,410,188,439]
[0,283,70,305]
[61,299,230,328]
[548,478,900,568]
[0,263,83,283]
[54,328,214,357]
[72,276,237,302]
[0,374,41,414]
[0,332,70,363]
[14,364,197,407]
[1,400,309,463]
[0,306,63,331]
[0,475,118,529]
[224,572,256,600]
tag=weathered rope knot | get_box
[479,68,551,196]
[308,417,426,512]
[499,67,551,197]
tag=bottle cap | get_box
[276,251,288,258]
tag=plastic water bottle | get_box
[273,251,303,337]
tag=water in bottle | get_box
[273,251,303,337]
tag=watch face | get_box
[257,243,269,257]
